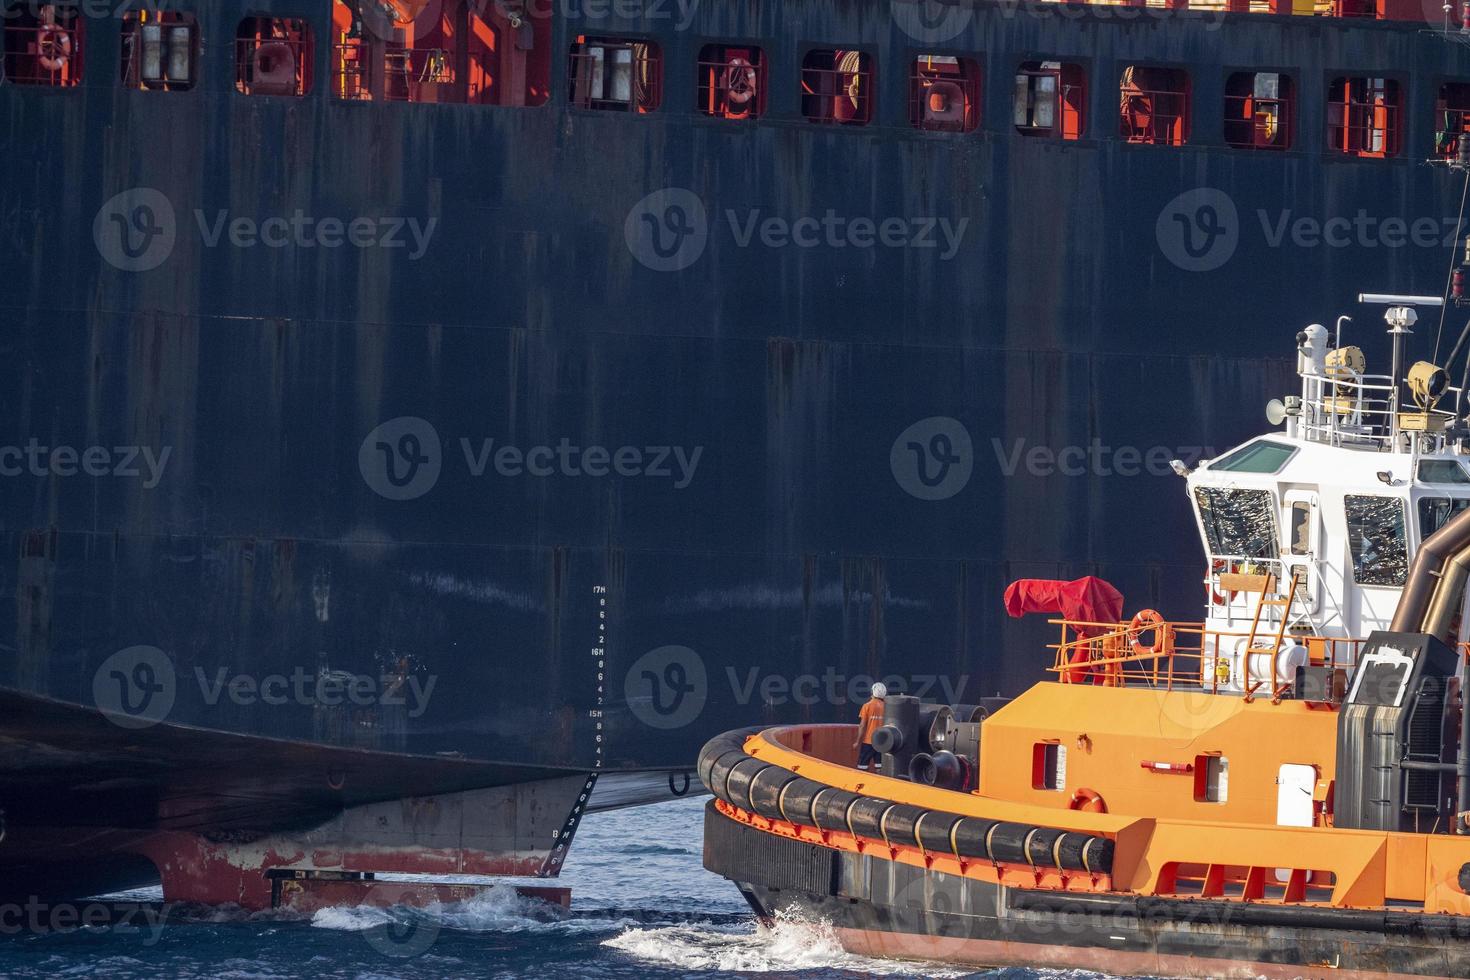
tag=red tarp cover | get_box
[1003,577,1125,638]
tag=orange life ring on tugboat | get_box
[722,57,756,106]
[38,27,71,72]
[1130,609,1172,657]
[1210,559,1236,606]
[1069,788,1108,813]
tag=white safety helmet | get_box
[870,682,887,699]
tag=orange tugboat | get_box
[701,297,1470,978]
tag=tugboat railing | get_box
[1297,369,1461,450]
[1047,618,1391,700]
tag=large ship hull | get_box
[2,0,1467,898]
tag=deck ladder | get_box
[1242,567,1305,699]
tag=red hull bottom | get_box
[835,926,1455,980]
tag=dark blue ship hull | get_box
[0,0,1466,898]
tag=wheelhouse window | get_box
[909,55,979,133]
[802,48,872,126]
[333,0,550,105]
[1420,497,1470,538]
[1344,495,1407,586]
[1328,76,1401,158]
[1013,60,1084,139]
[1120,65,1190,146]
[236,18,314,97]
[1436,83,1470,161]
[1210,440,1296,474]
[121,11,196,91]
[1194,487,1279,559]
[697,44,764,120]
[2,4,82,87]
[1224,72,1293,151]
[568,36,660,112]
[1419,459,1470,485]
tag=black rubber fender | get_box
[811,788,862,833]
[1023,826,1067,868]
[846,796,896,838]
[697,734,743,781]
[949,817,1002,860]
[697,727,763,788]
[698,744,739,791]
[1055,832,1093,872]
[776,777,828,825]
[915,811,963,853]
[988,822,1033,865]
[724,757,773,813]
[879,803,926,848]
[1081,836,1115,874]
[705,751,747,803]
[747,765,801,821]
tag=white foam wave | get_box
[601,908,966,976]
[307,884,619,938]
[309,905,397,933]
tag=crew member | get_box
[854,682,886,770]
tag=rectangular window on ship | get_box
[1436,82,1470,161]
[802,48,873,126]
[1013,60,1084,140]
[1224,71,1293,151]
[333,0,550,106]
[1328,76,1401,158]
[697,44,764,120]
[1120,65,1190,146]
[568,36,661,112]
[121,10,197,91]
[236,17,314,97]
[910,54,979,133]
[3,4,83,88]
[1345,495,1408,586]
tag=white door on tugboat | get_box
[1275,763,1317,882]
[1282,489,1321,617]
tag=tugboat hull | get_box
[709,803,1466,979]
[700,711,1470,980]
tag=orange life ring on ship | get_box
[1130,609,1172,657]
[38,27,71,72]
[722,57,756,106]
[1069,788,1107,813]
[1210,559,1235,606]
